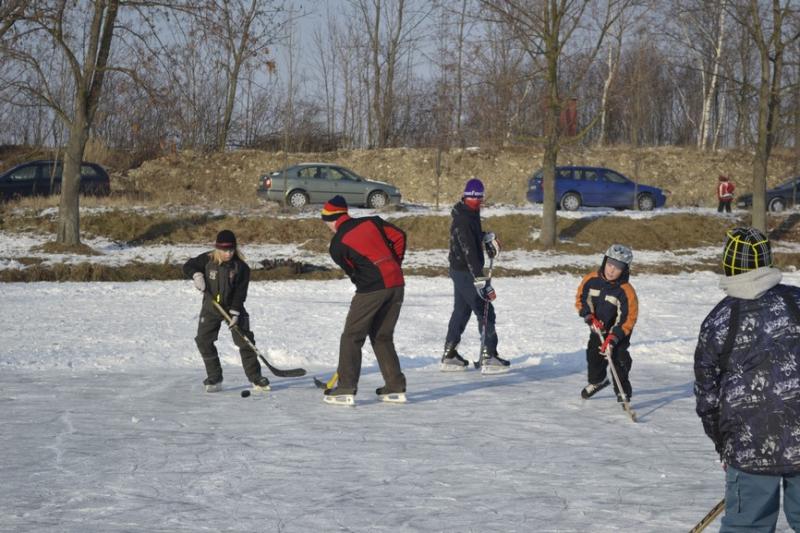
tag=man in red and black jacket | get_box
[321,195,407,405]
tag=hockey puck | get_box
[241,390,251,398]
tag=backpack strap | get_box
[719,299,740,373]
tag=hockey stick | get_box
[473,256,494,369]
[314,372,339,390]
[689,498,725,532]
[210,299,307,378]
[591,325,637,422]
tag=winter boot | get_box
[203,376,223,393]
[480,348,510,375]
[251,376,271,392]
[323,386,357,406]
[581,379,610,399]
[376,385,407,404]
[440,343,469,372]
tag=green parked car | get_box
[257,163,402,208]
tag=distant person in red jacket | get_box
[320,195,407,406]
[717,175,735,213]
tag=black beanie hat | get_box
[215,229,237,250]
[722,227,772,276]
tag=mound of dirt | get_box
[121,145,799,208]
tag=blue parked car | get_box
[527,166,667,211]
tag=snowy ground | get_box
[4,273,799,532]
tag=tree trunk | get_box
[698,1,726,150]
[58,114,90,246]
[540,50,561,248]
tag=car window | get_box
[576,169,600,181]
[298,167,317,179]
[557,168,573,180]
[604,170,628,184]
[9,165,37,181]
[80,164,99,178]
[41,162,63,180]
[327,168,348,181]
[339,168,360,181]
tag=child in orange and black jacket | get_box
[575,244,639,402]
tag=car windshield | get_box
[779,176,800,187]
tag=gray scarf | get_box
[719,266,782,300]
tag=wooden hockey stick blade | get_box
[689,498,725,533]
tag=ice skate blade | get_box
[205,384,223,393]
[323,394,355,406]
[252,384,271,392]
[440,363,468,372]
[480,365,510,375]
[378,392,407,403]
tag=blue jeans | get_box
[720,466,800,532]
[445,268,498,354]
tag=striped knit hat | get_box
[722,227,772,276]
[321,195,348,221]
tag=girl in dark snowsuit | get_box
[183,230,270,392]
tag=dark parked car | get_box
[0,160,110,200]
[527,165,667,211]
[257,163,401,208]
[736,176,800,212]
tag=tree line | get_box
[1,0,798,246]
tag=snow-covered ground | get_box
[4,272,799,531]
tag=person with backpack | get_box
[575,244,638,402]
[441,178,508,374]
[183,230,271,393]
[320,195,408,406]
[694,227,800,531]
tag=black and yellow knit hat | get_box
[722,227,772,276]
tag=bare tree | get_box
[351,0,431,148]
[194,0,286,150]
[728,0,800,231]
[0,0,26,41]
[1,2,121,246]
[481,0,635,248]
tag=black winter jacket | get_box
[448,202,485,276]
[694,283,800,474]
[183,252,251,315]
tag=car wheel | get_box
[560,192,581,211]
[287,190,308,208]
[367,191,388,209]
[769,197,786,212]
[637,193,655,211]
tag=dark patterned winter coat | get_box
[694,283,800,475]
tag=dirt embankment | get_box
[117,145,799,208]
